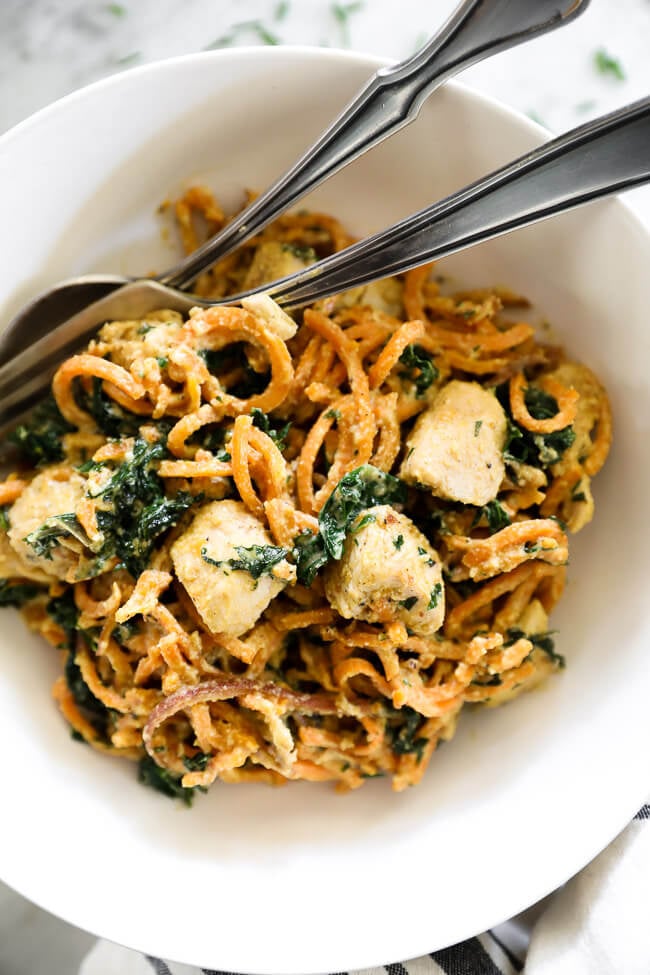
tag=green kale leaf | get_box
[9,394,75,466]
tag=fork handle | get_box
[160,0,588,290]
[258,96,650,307]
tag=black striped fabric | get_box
[635,804,650,820]
[431,937,503,974]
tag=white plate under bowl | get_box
[0,47,649,975]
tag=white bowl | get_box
[1,47,649,975]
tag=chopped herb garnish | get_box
[205,19,280,49]
[393,534,404,550]
[0,506,9,532]
[325,408,341,421]
[399,344,439,398]
[594,48,625,81]
[474,420,483,437]
[201,543,288,581]
[427,582,442,610]
[331,1,364,46]
[398,596,418,611]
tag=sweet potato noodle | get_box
[0,188,612,801]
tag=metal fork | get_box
[1,94,648,434]
[0,0,589,362]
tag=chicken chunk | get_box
[400,380,507,506]
[243,241,315,291]
[8,468,88,582]
[324,505,444,637]
[0,531,53,584]
[171,500,294,637]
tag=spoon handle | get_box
[160,0,589,289]
[258,96,650,307]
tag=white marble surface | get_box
[0,1,648,973]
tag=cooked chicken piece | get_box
[324,504,444,637]
[243,241,315,291]
[8,467,88,583]
[171,500,294,637]
[333,278,404,317]
[400,380,507,506]
[240,293,298,341]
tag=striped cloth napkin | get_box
[81,804,649,975]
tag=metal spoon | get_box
[0,0,589,362]
[1,94,648,434]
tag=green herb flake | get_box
[350,513,376,535]
[427,582,442,610]
[474,420,483,437]
[0,506,9,532]
[331,1,364,46]
[398,596,418,611]
[393,534,404,550]
[594,48,625,81]
[201,544,288,581]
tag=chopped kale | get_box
[0,579,44,607]
[350,513,376,534]
[498,383,575,469]
[250,407,291,451]
[75,377,144,438]
[386,706,427,762]
[198,345,269,398]
[64,649,112,739]
[92,436,196,576]
[398,596,418,611]
[0,506,9,532]
[25,513,87,560]
[9,394,75,466]
[47,590,78,633]
[478,499,511,534]
[201,543,288,581]
[294,465,407,585]
[137,756,198,805]
[506,627,565,668]
[399,344,439,398]
[183,752,210,772]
